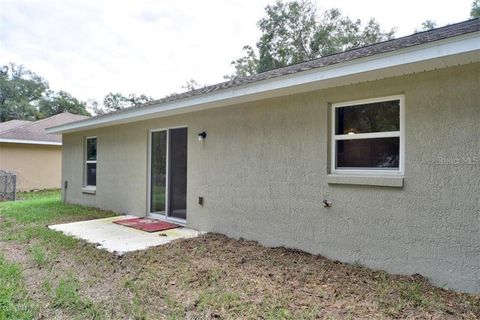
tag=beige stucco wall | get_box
[0,143,62,191]
[62,63,480,292]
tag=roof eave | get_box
[47,31,480,134]
[0,138,62,146]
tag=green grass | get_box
[16,189,62,201]
[52,275,103,318]
[5,225,78,250]
[28,244,49,268]
[0,190,116,319]
[0,190,113,224]
[197,290,241,312]
[0,254,35,319]
[0,190,115,250]
[375,272,438,317]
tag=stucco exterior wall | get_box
[62,63,480,292]
[0,143,62,191]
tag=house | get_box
[0,112,89,191]
[47,19,479,292]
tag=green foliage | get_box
[255,0,317,73]
[38,90,90,118]
[181,79,203,91]
[231,45,261,78]
[0,63,46,121]
[0,63,90,121]
[471,0,480,17]
[415,20,437,33]
[228,0,395,77]
[92,92,153,115]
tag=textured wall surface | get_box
[0,143,62,191]
[62,64,480,292]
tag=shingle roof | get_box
[0,112,89,143]
[0,120,32,133]
[90,18,479,118]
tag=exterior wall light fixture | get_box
[198,131,207,141]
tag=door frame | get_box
[147,125,188,224]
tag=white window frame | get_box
[331,95,405,175]
[85,136,97,187]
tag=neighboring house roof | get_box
[0,120,32,133]
[48,18,480,134]
[0,112,89,145]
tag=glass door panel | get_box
[150,130,167,213]
[168,128,187,220]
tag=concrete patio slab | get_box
[49,215,202,254]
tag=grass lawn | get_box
[0,191,478,319]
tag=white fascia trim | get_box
[47,32,480,134]
[0,138,62,145]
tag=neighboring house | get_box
[48,20,479,292]
[0,112,89,191]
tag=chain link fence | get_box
[0,170,16,201]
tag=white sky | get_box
[0,0,474,105]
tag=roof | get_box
[0,120,32,133]
[0,112,89,145]
[48,18,480,134]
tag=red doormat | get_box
[114,218,179,232]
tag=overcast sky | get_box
[0,0,474,105]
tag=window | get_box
[331,95,404,174]
[85,137,97,186]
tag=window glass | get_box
[86,163,97,186]
[335,100,400,135]
[86,138,97,161]
[85,137,97,187]
[150,131,167,213]
[336,137,399,169]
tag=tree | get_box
[181,79,204,91]
[230,46,260,78]
[164,79,208,100]
[0,63,47,121]
[415,20,437,33]
[38,90,90,118]
[93,92,153,115]
[0,63,90,121]
[228,1,395,78]
[471,0,480,18]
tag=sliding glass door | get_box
[149,127,188,221]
